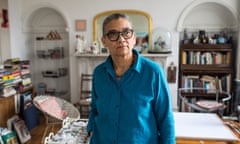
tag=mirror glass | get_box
[93,10,152,53]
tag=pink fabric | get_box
[37,97,67,119]
[196,100,223,110]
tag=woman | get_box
[87,13,175,144]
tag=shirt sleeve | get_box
[153,68,175,144]
[86,74,97,133]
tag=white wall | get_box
[7,0,240,110]
[0,0,10,63]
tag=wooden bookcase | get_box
[178,43,235,113]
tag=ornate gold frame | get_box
[93,10,152,48]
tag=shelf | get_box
[181,44,232,51]
[180,92,228,98]
[20,86,34,94]
[181,64,233,73]
[34,35,70,100]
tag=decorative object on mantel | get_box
[135,32,149,53]
[148,27,172,54]
[89,41,100,54]
[167,62,176,83]
[75,35,86,54]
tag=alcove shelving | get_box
[27,7,70,101]
[176,0,239,115]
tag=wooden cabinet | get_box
[0,86,36,128]
[178,43,235,114]
[0,95,15,127]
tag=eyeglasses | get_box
[104,29,134,41]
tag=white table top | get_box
[174,112,239,141]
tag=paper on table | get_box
[174,112,239,141]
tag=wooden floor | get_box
[25,114,62,144]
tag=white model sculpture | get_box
[75,35,85,53]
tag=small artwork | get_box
[76,20,86,31]
[167,62,176,83]
[1,9,9,28]
[135,32,149,53]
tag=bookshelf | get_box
[178,42,235,114]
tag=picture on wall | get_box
[76,20,86,31]
[1,9,9,28]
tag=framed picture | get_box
[76,19,86,31]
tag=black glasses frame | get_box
[104,29,134,41]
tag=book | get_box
[1,129,18,144]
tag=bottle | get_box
[199,30,208,44]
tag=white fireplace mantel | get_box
[75,53,171,74]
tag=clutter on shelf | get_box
[35,30,62,41]
[0,58,32,97]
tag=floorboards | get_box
[25,114,61,144]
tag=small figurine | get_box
[90,41,99,54]
[75,35,85,53]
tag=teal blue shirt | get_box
[87,49,175,144]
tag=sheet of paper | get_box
[174,112,239,141]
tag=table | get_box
[174,112,240,144]
[43,118,89,144]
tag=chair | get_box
[33,95,80,143]
[178,87,231,116]
[75,74,92,118]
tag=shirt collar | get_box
[104,49,142,75]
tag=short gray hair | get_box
[102,13,133,35]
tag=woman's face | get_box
[101,18,136,57]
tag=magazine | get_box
[13,119,31,143]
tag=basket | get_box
[33,95,80,121]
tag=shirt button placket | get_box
[112,87,121,143]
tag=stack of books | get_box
[0,58,33,97]
[20,60,32,91]
[0,58,21,97]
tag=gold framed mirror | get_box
[93,10,152,52]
